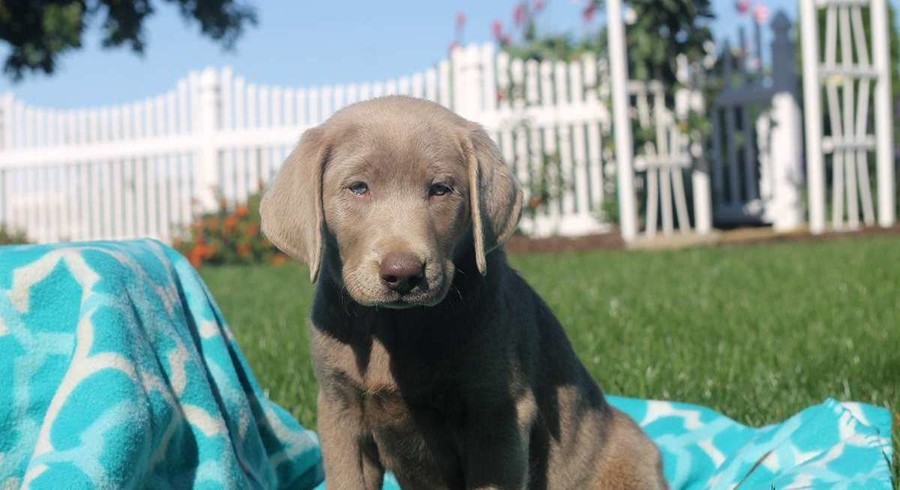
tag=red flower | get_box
[736,0,750,14]
[456,10,467,28]
[582,3,597,23]
[753,4,769,23]
[491,19,505,41]
[533,0,546,12]
[514,3,528,27]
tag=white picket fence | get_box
[0,44,619,243]
[708,12,804,231]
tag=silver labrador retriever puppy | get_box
[260,96,666,490]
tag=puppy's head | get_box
[261,96,522,308]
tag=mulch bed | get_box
[505,232,626,254]
[505,224,900,255]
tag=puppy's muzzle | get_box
[379,251,425,295]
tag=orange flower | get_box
[235,205,249,218]
[188,248,204,267]
[528,196,545,209]
[237,243,252,258]
[270,254,288,266]
[194,243,209,257]
[224,215,238,232]
[246,224,259,237]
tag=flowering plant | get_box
[173,192,287,267]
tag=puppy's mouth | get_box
[342,263,455,309]
[377,289,446,309]
[367,281,450,309]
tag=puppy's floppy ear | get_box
[260,126,329,282]
[461,125,524,275]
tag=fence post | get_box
[0,93,10,150]
[193,68,221,214]
[0,93,11,228]
[768,11,804,231]
[451,45,484,120]
[687,94,712,235]
[799,0,826,233]
[677,87,713,234]
[606,0,639,241]
[872,0,896,227]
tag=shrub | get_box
[173,193,288,267]
[0,225,29,245]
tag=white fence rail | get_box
[0,44,615,243]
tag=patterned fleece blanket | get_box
[0,240,894,489]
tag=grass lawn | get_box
[201,235,899,478]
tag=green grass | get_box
[201,235,899,479]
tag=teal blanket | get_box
[0,240,894,489]
[0,240,323,489]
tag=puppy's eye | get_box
[429,183,453,197]
[349,182,369,196]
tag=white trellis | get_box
[630,82,711,237]
[606,0,713,240]
[800,0,895,232]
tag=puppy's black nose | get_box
[380,252,424,294]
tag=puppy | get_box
[260,96,666,489]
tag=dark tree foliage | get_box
[623,0,713,86]
[0,0,256,80]
[493,0,713,88]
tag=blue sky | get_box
[1,0,803,108]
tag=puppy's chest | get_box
[324,336,461,428]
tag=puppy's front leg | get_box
[463,396,536,490]
[317,391,384,490]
